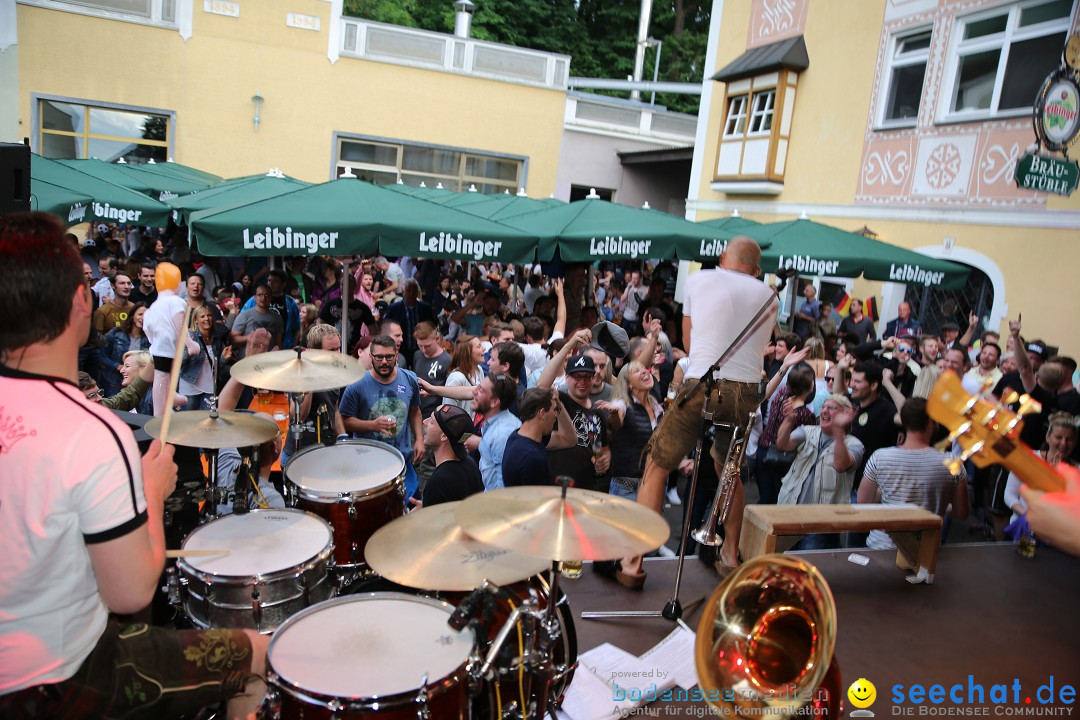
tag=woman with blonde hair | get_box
[606,359,665,504]
[180,304,231,411]
[119,350,155,415]
[1003,412,1078,526]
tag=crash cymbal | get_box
[454,486,670,562]
[365,502,550,591]
[230,348,366,393]
[144,410,279,449]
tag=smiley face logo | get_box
[848,678,877,709]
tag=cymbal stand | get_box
[580,288,779,625]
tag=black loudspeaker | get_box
[0,142,31,217]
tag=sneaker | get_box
[657,545,676,558]
[666,487,682,506]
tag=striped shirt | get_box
[862,446,965,550]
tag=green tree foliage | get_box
[343,0,709,114]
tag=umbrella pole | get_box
[341,258,349,354]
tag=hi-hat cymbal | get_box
[144,411,280,449]
[230,349,366,393]
[454,486,670,562]
[365,502,550,591]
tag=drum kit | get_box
[145,347,671,718]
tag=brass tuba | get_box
[695,555,843,719]
[691,410,756,547]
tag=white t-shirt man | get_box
[0,368,147,692]
[682,268,775,383]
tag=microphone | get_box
[447,582,490,631]
[774,267,797,291]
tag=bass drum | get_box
[350,573,578,718]
[264,593,476,720]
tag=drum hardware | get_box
[144,401,280,449]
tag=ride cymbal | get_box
[230,348,366,393]
[454,486,670,562]
[365,502,550,591]
[144,410,279,448]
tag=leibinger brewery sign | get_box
[589,236,652,258]
[93,202,142,224]
[418,231,503,260]
[68,203,87,223]
[777,255,841,276]
[888,263,945,287]
[243,226,339,254]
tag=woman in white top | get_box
[1004,411,1077,522]
[443,335,486,413]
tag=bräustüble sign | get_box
[1013,153,1080,197]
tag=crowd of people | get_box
[3,213,1080,717]
[69,221,1080,552]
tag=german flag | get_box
[864,296,879,322]
[835,291,852,315]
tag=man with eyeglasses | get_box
[339,335,426,502]
[884,336,919,399]
[77,368,153,412]
[231,283,283,355]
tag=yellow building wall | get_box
[16,2,566,190]
[696,0,1080,355]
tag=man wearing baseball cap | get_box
[538,330,613,493]
[420,404,483,507]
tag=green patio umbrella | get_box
[139,159,223,185]
[743,218,969,289]
[698,214,761,232]
[441,193,565,219]
[168,175,310,224]
[31,154,172,226]
[190,176,541,263]
[495,198,737,263]
[57,158,212,200]
[28,179,94,222]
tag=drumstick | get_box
[158,307,193,445]
[165,549,229,558]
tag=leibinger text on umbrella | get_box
[777,255,840,276]
[243,227,338,254]
[93,202,143,224]
[590,236,652,258]
[889,263,946,287]
[418,231,503,260]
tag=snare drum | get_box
[265,593,476,720]
[285,441,406,570]
[176,510,335,633]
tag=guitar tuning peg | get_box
[1016,395,1043,417]
[946,422,971,444]
[959,441,985,463]
[1001,389,1019,406]
[946,458,965,476]
[980,378,996,395]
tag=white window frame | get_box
[331,132,529,192]
[748,89,776,136]
[937,0,1075,124]
[722,94,749,138]
[876,26,933,129]
[17,0,184,30]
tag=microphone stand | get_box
[580,281,782,624]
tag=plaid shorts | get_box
[645,378,760,470]
[0,621,255,720]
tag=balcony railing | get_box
[340,18,570,91]
[566,93,697,141]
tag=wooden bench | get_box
[739,504,944,583]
